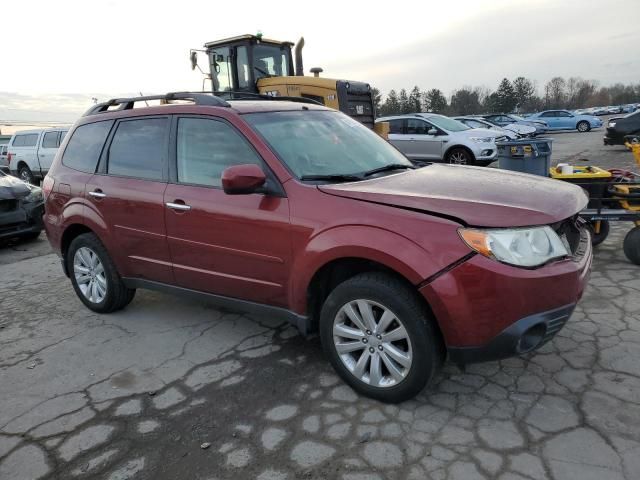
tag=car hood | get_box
[457,128,498,138]
[0,174,31,200]
[318,165,588,228]
[503,123,536,135]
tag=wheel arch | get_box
[60,224,95,276]
[444,144,476,164]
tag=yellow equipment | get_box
[190,34,384,135]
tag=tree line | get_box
[374,77,640,116]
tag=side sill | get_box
[122,277,311,336]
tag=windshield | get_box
[426,116,470,132]
[244,111,412,179]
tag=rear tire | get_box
[588,220,610,246]
[67,233,136,313]
[577,121,590,133]
[18,164,35,184]
[446,148,474,165]
[319,272,442,403]
[623,226,640,265]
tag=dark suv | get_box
[44,92,592,402]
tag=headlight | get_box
[608,122,616,128]
[459,226,569,267]
[470,137,493,143]
[24,187,43,203]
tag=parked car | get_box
[377,114,500,166]
[0,170,44,242]
[591,107,608,116]
[453,116,535,139]
[606,106,623,115]
[44,92,592,403]
[622,104,638,114]
[527,110,602,132]
[0,145,8,172]
[481,114,548,136]
[604,110,640,146]
[7,127,69,184]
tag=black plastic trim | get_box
[448,303,576,365]
[122,277,310,335]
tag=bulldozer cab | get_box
[202,35,295,93]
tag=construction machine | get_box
[190,34,386,134]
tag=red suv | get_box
[43,92,592,402]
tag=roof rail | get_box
[83,92,230,116]
[215,91,323,106]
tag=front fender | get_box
[289,225,449,314]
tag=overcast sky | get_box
[1,0,639,127]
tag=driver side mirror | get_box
[428,128,438,135]
[221,164,266,195]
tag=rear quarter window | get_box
[61,121,114,173]
[12,134,38,147]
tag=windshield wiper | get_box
[362,164,415,177]
[299,174,363,182]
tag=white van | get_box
[7,128,69,183]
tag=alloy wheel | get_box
[332,299,413,388]
[73,247,107,303]
[449,152,468,164]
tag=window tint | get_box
[388,119,403,134]
[42,131,58,148]
[62,121,114,173]
[541,111,556,117]
[406,119,430,135]
[14,134,38,147]
[236,46,249,88]
[557,111,572,117]
[176,117,261,187]
[108,118,167,180]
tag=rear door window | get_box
[176,117,262,187]
[61,121,114,173]
[107,118,168,181]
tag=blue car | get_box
[528,110,602,132]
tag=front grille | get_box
[0,200,18,213]
[345,95,374,128]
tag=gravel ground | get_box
[0,125,638,480]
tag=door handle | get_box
[166,201,191,211]
[88,190,106,198]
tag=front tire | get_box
[577,121,590,133]
[319,272,442,403]
[67,233,136,313]
[18,164,35,184]
[446,148,474,165]
[623,226,640,265]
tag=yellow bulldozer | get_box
[190,34,386,135]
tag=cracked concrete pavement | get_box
[1,132,639,479]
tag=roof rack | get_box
[83,92,230,116]
[216,91,323,106]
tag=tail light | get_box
[42,175,55,201]
[7,152,12,165]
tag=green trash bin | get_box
[496,138,553,177]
